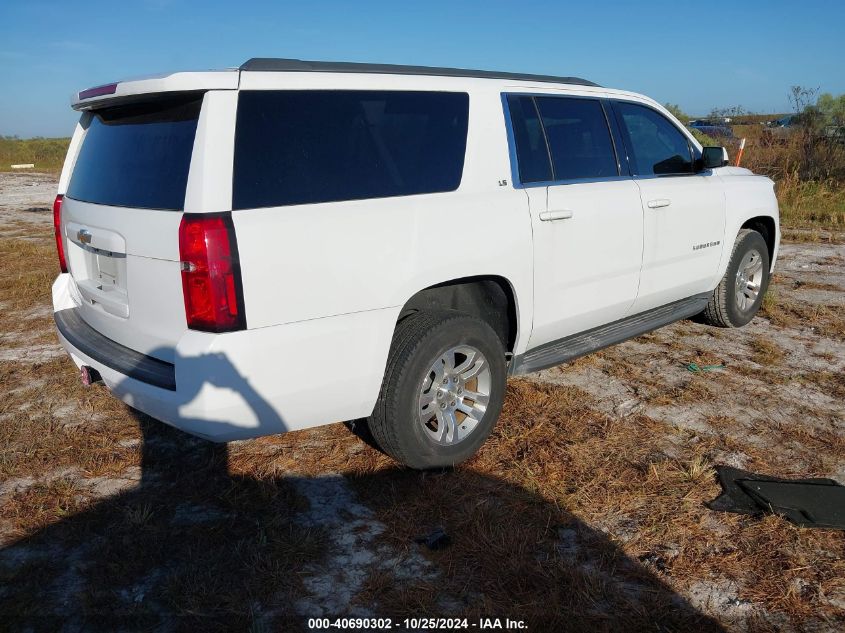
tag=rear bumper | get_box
[52,274,397,442]
[55,308,175,390]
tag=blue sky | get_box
[1,0,843,138]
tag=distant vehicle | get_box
[689,120,734,138]
[52,58,780,469]
[772,115,798,128]
[824,125,845,142]
[765,115,802,142]
[768,115,843,143]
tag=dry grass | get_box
[0,229,58,362]
[737,124,845,183]
[731,124,845,230]
[781,227,845,245]
[796,370,845,401]
[747,337,785,366]
[777,177,845,229]
[345,380,845,629]
[347,384,722,629]
[760,292,845,341]
[791,279,842,292]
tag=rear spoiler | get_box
[72,70,239,111]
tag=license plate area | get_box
[66,223,130,319]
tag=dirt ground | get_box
[0,172,843,632]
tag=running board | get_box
[510,293,710,375]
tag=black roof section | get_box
[240,58,599,87]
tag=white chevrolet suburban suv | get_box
[53,58,779,469]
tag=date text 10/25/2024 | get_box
[307,618,529,630]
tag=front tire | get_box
[368,311,507,469]
[700,229,771,328]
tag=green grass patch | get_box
[778,178,845,229]
[0,136,70,172]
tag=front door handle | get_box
[647,198,671,209]
[539,210,574,222]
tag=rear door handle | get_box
[539,210,574,222]
[647,199,671,209]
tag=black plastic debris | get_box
[708,466,845,530]
[415,526,451,550]
[637,552,667,573]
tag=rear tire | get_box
[368,310,506,469]
[700,229,770,328]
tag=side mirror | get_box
[699,146,729,171]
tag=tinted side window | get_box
[615,102,693,176]
[535,97,618,180]
[67,95,202,210]
[233,91,469,209]
[506,95,552,183]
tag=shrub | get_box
[0,137,70,171]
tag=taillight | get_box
[53,194,67,273]
[178,213,246,332]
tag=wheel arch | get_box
[398,275,521,355]
[740,215,777,264]
[715,205,780,286]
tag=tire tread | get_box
[368,311,466,466]
[701,229,755,328]
[367,309,507,469]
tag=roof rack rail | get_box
[239,58,600,87]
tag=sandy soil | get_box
[534,242,845,478]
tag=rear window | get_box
[233,90,469,209]
[67,95,202,210]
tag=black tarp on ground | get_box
[708,466,845,530]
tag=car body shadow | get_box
[0,349,725,631]
[113,347,290,441]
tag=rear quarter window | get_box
[233,90,469,209]
[67,95,202,210]
[506,95,553,183]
